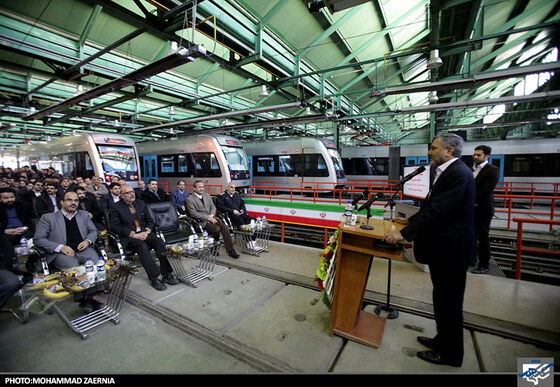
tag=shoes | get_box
[417,336,438,349]
[151,278,167,291]
[228,250,240,259]
[417,350,462,367]
[162,274,179,285]
[78,299,94,313]
[472,266,489,274]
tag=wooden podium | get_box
[329,218,405,348]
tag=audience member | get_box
[141,179,170,203]
[186,181,239,258]
[33,191,98,271]
[87,176,108,199]
[35,181,62,217]
[109,185,178,291]
[171,180,189,214]
[215,182,253,227]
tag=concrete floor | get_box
[1,238,559,376]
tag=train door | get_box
[405,156,429,165]
[142,155,158,182]
[489,154,505,181]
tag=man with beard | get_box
[34,191,98,270]
[383,133,475,367]
[0,187,35,262]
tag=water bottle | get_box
[257,216,262,230]
[96,257,106,281]
[85,258,95,284]
[344,201,353,226]
[203,230,208,246]
[262,215,267,227]
[20,236,29,255]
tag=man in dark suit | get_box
[471,145,500,274]
[75,185,105,231]
[109,185,178,291]
[215,182,253,228]
[100,183,122,211]
[384,133,476,367]
[141,179,170,203]
[35,182,62,217]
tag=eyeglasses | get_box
[64,199,80,202]
[121,191,134,195]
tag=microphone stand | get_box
[385,183,403,219]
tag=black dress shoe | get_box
[162,274,179,285]
[472,266,489,274]
[228,250,240,259]
[417,350,462,367]
[151,278,167,291]
[417,336,438,349]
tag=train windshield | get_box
[327,149,344,171]
[222,146,249,172]
[97,145,138,173]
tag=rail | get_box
[247,180,560,246]
[513,218,560,280]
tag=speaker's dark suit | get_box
[109,199,172,281]
[35,192,62,217]
[401,158,476,365]
[474,163,500,269]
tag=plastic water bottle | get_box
[257,216,262,230]
[85,258,95,284]
[19,236,29,255]
[96,257,106,281]
[262,215,267,227]
[344,201,353,226]
[203,230,209,246]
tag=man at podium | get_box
[383,133,475,367]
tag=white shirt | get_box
[473,160,488,178]
[433,157,458,184]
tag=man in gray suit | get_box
[186,180,239,258]
[34,191,98,270]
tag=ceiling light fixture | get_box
[259,85,269,97]
[427,49,443,69]
[169,106,176,115]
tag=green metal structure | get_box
[0,0,558,150]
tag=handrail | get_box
[512,218,560,280]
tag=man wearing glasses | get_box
[34,191,98,270]
[109,186,178,291]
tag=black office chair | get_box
[146,201,193,245]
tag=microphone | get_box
[394,165,426,187]
[351,189,370,206]
[357,192,385,212]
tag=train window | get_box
[279,155,295,176]
[193,152,222,177]
[303,154,329,177]
[255,156,275,175]
[97,145,137,172]
[222,146,249,172]
[505,154,560,177]
[160,156,175,173]
[178,155,189,173]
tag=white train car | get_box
[136,134,251,195]
[243,137,347,192]
[342,137,560,186]
[18,133,141,187]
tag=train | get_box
[136,134,251,195]
[242,137,347,192]
[341,137,560,188]
[17,133,141,187]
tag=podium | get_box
[329,218,404,348]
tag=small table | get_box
[22,263,135,340]
[166,244,218,288]
[234,223,274,256]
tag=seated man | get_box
[171,180,189,215]
[86,176,109,199]
[215,182,253,228]
[186,180,239,258]
[100,182,121,211]
[109,185,178,291]
[35,181,62,217]
[33,191,98,271]
[141,179,170,203]
[74,185,105,231]
[0,233,25,309]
